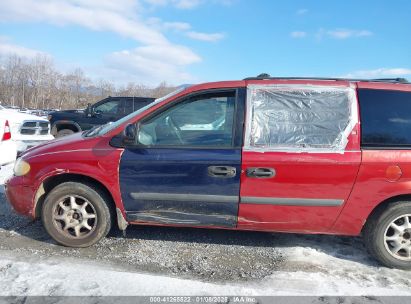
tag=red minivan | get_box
[5,76,411,269]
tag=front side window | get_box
[244,85,357,152]
[94,100,119,115]
[90,85,192,137]
[137,91,236,147]
[359,89,411,147]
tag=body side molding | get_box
[130,192,238,204]
[240,196,344,207]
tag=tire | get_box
[56,129,75,138]
[363,201,411,269]
[41,182,113,247]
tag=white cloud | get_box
[144,0,232,9]
[186,31,224,42]
[163,22,191,31]
[0,0,167,45]
[149,19,223,42]
[0,0,227,84]
[342,68,411,79]
[144,0,203,9]
[296,9,308,15]
[106,45,201,84]
[173,0,203,9]
[318,28,373,40]
[290,31,307,38]
[0,37,47,58]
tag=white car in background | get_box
[0,105,54,154]
[0,118,17,165]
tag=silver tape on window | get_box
[244,84,358,153]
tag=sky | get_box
[0,0,410,86]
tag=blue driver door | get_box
[119,89,244,227]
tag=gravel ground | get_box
[0,189,397,281]
[0,189,287,282]
[1,164,411,296]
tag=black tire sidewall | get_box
[366,202,411,269]
[56,129,75,138]
[42,182,111,247]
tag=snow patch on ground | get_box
[279,246,411,295]
[0,252,410,296]
[0,163,13,193]
[1,164,411,296]
[0,253,244,296]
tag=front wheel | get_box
[42,182,112,247]
[363,201,411,269]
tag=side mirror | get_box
[86,103,92,117]
[121,123,137,145]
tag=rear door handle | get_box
[208,166,236,178]
[246,167,275,178]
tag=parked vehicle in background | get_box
[2,106,20,112]
[0,105,54,153]
[0,118,17,166]
[28,109,48,119]
[7,76,411,269]
[48,96,155,137]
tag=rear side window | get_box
[122,99,154,115]
[134,100,151,111]
[244,85,357,152]
[124,99,134,114]
[359,89,411,148]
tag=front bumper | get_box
[14,134,55,152]
[5,175,36,218]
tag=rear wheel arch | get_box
[363,194,411,230]
[51,121,81,136]
[362,194,411,269]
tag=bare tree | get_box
[0,54,177,110]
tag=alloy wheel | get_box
[52,195,97,238]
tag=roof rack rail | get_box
[243,74,409,84]
[370,78,409,83]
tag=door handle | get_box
[246,167,275,178]
[208,166,236,178]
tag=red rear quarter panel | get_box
[332,82,411,235]
[332,151,411,235]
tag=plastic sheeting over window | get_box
[245,85,358,153]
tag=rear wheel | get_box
[363,201,411,269]
[42,182,112,247]
[56,129,75,138]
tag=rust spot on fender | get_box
[386,165,402,182]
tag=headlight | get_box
[14,158,31,176]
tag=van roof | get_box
[243,74,409,84]
[183,76,411,96]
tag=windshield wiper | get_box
[86,122,115,137]
[84,124,107,137]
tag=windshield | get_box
[85,84,193,137]
[0,105,4,110]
